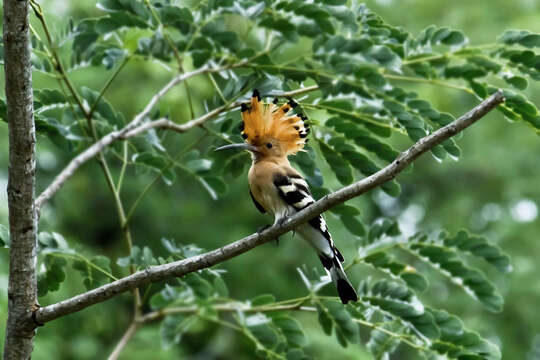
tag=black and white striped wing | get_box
[273,173,314,211]
[273,173,344,264]
[273,172,356,304]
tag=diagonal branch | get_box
[35,84,318,212]
[33,90,504,325]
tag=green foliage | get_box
[2,0,536,358]
[36,232,116,296]
[407,232,505,312]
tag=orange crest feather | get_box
[240,90,310,155]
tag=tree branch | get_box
[33,90,504,324]
[35,64,234,211]
[121,85,319,138]
[35,85,319,212]
[3,0,39,358]
[107,321,139,360]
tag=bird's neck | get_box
[252,154,290,167]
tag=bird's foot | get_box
[257,224,271,234]
[257,224,281,246]
[276,216,288,226]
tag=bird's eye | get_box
[266,143,273,149]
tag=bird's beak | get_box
[215,143,259,153]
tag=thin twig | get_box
[107,321,139,360]
[138,302,313,323]
[33,90,504,324]
[35,64,238,211]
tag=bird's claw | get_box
[257,224,271,235]
[257,224,281,246]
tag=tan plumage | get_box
[218,89,357,304]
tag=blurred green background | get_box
[1,0,540,359]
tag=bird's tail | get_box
[319,252,358,304]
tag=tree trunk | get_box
[3,0,38,358]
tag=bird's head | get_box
[216,89,310,161]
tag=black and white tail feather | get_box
[273,173,358,304]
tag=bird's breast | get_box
[248,163,294,221]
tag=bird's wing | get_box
[250,189,266,213]
[273,173,314,211]
[273,173,344,262]
[273,171,355,304]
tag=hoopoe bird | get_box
[216,89,358,304]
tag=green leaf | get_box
[0,224,9,247]
[134,151,167,169]
[504,75,528,90]
[442,230,512,273]
[408,236,504,312]
[34,89,68,107]
[364,252,428,292]
[499,29,529,44]
[137,32,172,62]
[213,276,229,298]
[429,308,501,360]
[328,118,399,162]
[469,80,488,98]
[366,323,401,359]
[341,215,366,236]
[80,87,123,126]
[38,255,68,296]
[202,176,228,196]
[318,140,353,185]
[317,0,347,5]
[441,30,466,46]
[286,349,311,360]
[246,315,279,349]
[365,218,401,245]
[73,19,99,53]
[259,16,297,42]
[160,315,198,349]
[214,31,240,51]
[500,30,540,48]
[316,303,333,335]
[159,5,193,34]
[251,294,277,306]
[361,280,440,339]
[185,159,212,173]
[95,12,149,34]
[72,255,113,290]
[319,300,359,346]
[117,245,158,268]
[149,284,192,310]
[273,316,307,348]
[502,89,538,120]
[38,232,70,250]
[183,272,213,298]
[291,148,324,187]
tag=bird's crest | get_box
[240,89,310,155]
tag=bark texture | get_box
[3,0,39,358]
